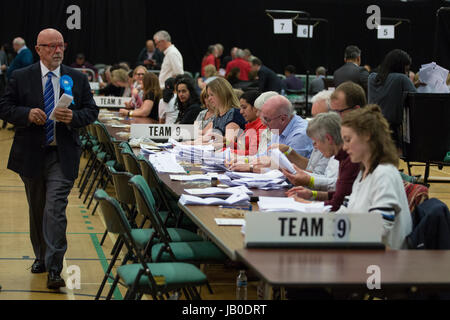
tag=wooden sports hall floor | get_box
[0,125,449,300]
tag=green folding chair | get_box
[94,189,208,300]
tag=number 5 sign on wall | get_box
[377,25,395,39]
[274,19,293,34]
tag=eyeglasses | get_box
[136,73,145,76]
[38,43,67,52]
[261,114,284,125]
[331,105,357,114]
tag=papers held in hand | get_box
[271,148,296,174]
[49,93,73,121]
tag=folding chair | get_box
[128,175,227,264]
[94,189,208,300]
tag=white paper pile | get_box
[184,186,253,196]
[179,192,250,206]
[148,152,186,174]
[417,62,449,93]
[257,196,332,213]
[221,170,289,190]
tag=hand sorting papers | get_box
[417,62,449,93]
[49,93,73,121]
[179,192,250,206]
[258,196,332,213]
[271,149,296,174]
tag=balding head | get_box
[12,37,25,52]
[260,95,294,132]
[35,28,65,71]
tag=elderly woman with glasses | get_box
[287,112,360,211]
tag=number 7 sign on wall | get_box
[274,19,293,34]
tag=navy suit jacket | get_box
[0,62,99,180]
[6,47,33,79]
[258,65,282,93]
[333,62,369,93]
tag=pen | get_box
[219,205,252,211]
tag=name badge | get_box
[245,212,384,249]
[93,96,131,108]
[131,124,198,141]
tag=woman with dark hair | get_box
[158,77,178,124]
[368,49,421,146]
[233,89,266,155]
[338,105,412,249]
[174,76,202,124]
[119,72,161,121]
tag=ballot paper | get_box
[148,152,186,173]
[170,174,213,181]
[179,192,250,206]
[184,186,253,196]
[417,62,450,93]
[271,148,296,174]
[49,93,73,121]
[225,169,285,180]
[214,218,246,226]
[257,196,332,213]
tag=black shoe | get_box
[47,271,66,289]
[31,260,46,274]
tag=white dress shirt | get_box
[159,45,183,89]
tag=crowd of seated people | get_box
[88,40,427,250]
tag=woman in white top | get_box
[158,77,179,124]
[338,104,412,249]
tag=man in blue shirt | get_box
[6,37,33,79]
[260,95,313,158]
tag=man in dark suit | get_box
[250,57,282,93]
[136,39,164,70]
[0,28,98,289]
[333,45,369,94]
[6,37,33,79]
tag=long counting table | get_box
[101,114,450,298]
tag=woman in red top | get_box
[201,45,218,77]
[233,90,266,156]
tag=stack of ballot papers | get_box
[184,186,253,196]
[179,192,250,206]
[220,170,289,190]
[258,196,332,213]
[417,62,449,93]
[148,152,186,173]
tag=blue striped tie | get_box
[44,72,55,145]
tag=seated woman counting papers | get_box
[119,72,161,121]
[286,112,360,211]
[336,105,412,249]
[233,89,266,156]
[196,77,246,150]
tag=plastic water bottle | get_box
[281,88,286,96]
[236,270,248,300]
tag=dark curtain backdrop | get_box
[0,0,448,75]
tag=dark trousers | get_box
[21,148,74,274]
